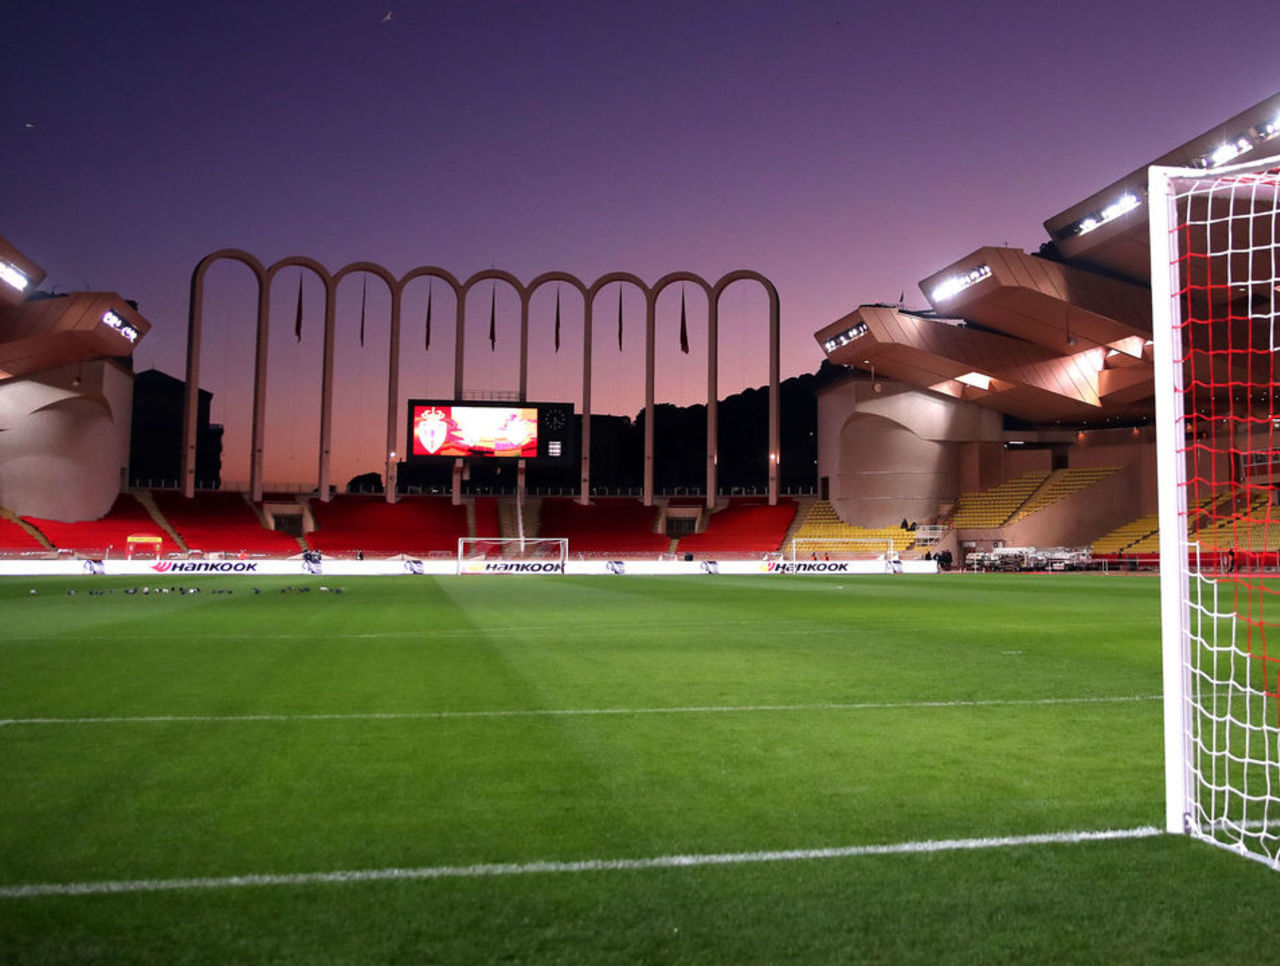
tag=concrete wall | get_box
[1069,427,1158,515]
[1001,462,1144,548]
[817,378,1004,526]
[0,360,133,521]
[817,378,1160,538]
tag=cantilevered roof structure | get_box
[815,304,1151,424]
[0,233,45,309]
[1044,92,1280,284]
[815,91,1280,428]
[0,233,150,380]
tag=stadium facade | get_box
[0,234,151,520]
[813,91,1280,549]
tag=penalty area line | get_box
[0,826,1162,899]
[0,694,1162,728]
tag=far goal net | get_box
[1150,154,1280,869]
[456,537,569,575]
[788,538,893,562]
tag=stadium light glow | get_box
[930,264,991,302]
[822,321,868,353]
[0,260,29,292]
[100,309,139,343]
[1066,192,1140,239]
[1195,135,1252,169]
[1256,115,1280,141]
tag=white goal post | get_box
[788,538,894,562]
[1150,154,1280,868]
[456,537,569,575]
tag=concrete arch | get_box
[183,249,268,499]
[708,270,781,504]
[394,268,465,442]
[265,255,332,287]
[525,271,589,413]
[396,266,462,298]
[455,270,528,401]
[645,273,719,505]
[332,261,399,292]
[574,273,652,498]
[527,271,591,414]
[246,257,338,501]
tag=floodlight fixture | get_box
[100,309,139,343]
[1194,135,1252,170]
[822,321,868,353]
[930,264,991,302]
[0,260,29,293]
[1256,115,1280,141]
[1062,192,1141,239]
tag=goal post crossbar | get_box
[788,538,894,562]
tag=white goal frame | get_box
[456,537,569,575]
[1150,154,1280,867]
[788,538,893,562]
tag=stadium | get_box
[5,92,1280,962]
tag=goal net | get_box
[456,537,568,575]
[788,538,894,562]
[1150,155,1280,868]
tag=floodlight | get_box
[1196,136,1252,169]
[1070,192,1141,238]
[0,260,29,293]
[930,265,991,302]
[822,321,868,353]
[100,309,139,343]
[1256,115,1280,141]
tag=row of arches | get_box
[183,249,780,505]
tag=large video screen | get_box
[406,400,574,463]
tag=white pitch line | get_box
[0,694,1161,728]
[0,826,1163,899]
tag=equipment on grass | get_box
[456,537,569,574]
[1150,154,1280,868]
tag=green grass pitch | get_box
[1,573,1278,964]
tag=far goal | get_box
[1150,154,1280,869]
[788,538,893,562]
[456,537,569,575]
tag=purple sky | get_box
[3,1,1279,486]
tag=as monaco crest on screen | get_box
[414,408,450,455]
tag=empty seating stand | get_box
[676,498,797,555]
[537,498,669,555]
[307,495,469,556]
[0,516,46,552]
[951,473,1049,529]
[788,501,915,557]
[151,490,302,556]
[24,494,168,556]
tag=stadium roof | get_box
[816,91,1280,428]
[0,291,151,381]
[814,304,1151,424]
[1044,92,1280,284]
[0,232,45,309]
[0,231,151,381]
